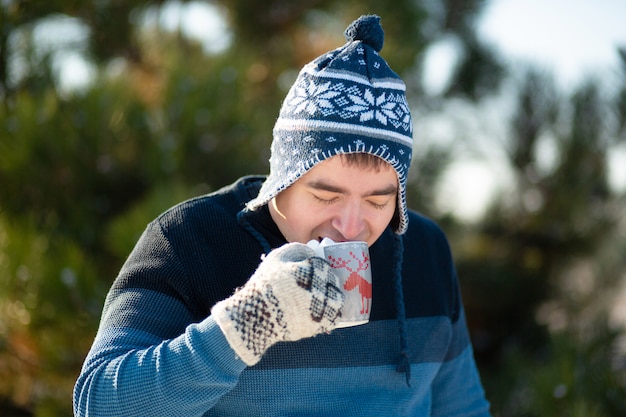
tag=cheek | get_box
[373,216,392,233]
[303,208,332,229]
[368,206,396,233]
[288,204,329,235]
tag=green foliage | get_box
[1,83,157,250]
[104,180,201,259]
[452,66,626,417]
[159,48,277,184]
[406,145,454,216]
[0,213,103,415]
[484,320,626,417]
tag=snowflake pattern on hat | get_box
[286,78,412,133]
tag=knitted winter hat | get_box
[246,14,413,234]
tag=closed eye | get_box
[370,201,389,210]
[312,194,338,205]
[367,198,392,210]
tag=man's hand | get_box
[212,242,344,365]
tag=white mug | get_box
[308,238,371,327]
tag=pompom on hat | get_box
[247,14,413,234]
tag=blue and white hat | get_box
[247,15,413,234]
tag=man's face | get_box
[269,155,398,247]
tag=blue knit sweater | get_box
[73,176,491,416]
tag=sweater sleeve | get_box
[73,221,248,417]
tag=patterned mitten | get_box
[212,242,344,365]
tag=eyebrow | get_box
[305,180,398,197]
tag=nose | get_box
[331,201,365,241]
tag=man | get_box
[74,15,491,416]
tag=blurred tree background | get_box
[1,0,625,415]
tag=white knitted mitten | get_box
[212,242,344,365]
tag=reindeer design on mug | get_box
[328,251,372,314]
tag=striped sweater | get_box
[73,176,491,416]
